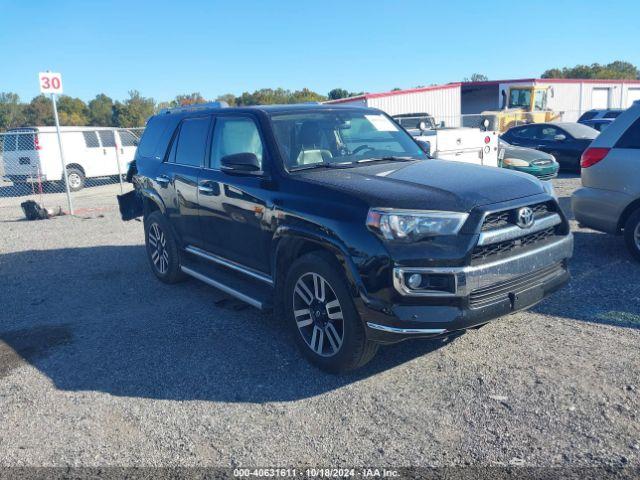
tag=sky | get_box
[1,0,639,103]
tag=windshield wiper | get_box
[289,162,354,171]
[355,156,416,164]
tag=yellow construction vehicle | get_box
[483,86,562,132]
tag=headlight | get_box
[366,208,468,241]
[503,158,530,167]
[541,180,557,199]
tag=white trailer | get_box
[325,83,462,127]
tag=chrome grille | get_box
[472,227,556,261]
[481,202,553,232]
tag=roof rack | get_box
[160,101,229,115]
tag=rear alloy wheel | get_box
[148,222,169,274]
[285,251,378,373]
[624,208,640,262]
[144,211,185,283]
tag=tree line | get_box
[0,87,364,131]
[2,61,638,131]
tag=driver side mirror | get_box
[220,152,261,174]
[554,134,566,142]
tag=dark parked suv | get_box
[120,103,573,372]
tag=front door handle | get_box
[155,175,170,186]
[198,185,215,194]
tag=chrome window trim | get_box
[477,213,561,246]
[185,245,273,285]
[393,234,573,297]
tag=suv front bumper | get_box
[361,234,573,344]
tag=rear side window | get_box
[137,115,179,158]
[174,117,211,167]
[83,131,100,148]
[118,130,139,147]
[615,117,640,149]
[98,130,116,148]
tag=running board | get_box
[184,245,273,285]
[181,266,266,309]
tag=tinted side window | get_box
[615,117,640,149]
[210,117,264,169]
[578,111,598,122]
[138,116,172,158]
[118,130,139,147]
[604,111,621,119]
[83,131,100,148]
[511,126,537,139]
[98,130,116,147]
[174,117,210,167]
[538,126,562,140]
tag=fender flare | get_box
[139,188,167,215]
[271,225,366,298]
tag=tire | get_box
[624,208,640,262]
[144,211,186,283]
[284,251,378,373]
[64,167,85,192]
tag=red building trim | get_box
[325,82,461,104]
[461,78,640,87]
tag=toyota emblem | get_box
[516,207,535,229]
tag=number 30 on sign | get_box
[39,72,63,94]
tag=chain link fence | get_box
[0,127,144,219]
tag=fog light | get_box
[407,273,422,289]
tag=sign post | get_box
[39,71,73,215]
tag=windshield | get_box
[393,114,437,130]
[508,89,532,109]
[269,110,426,171]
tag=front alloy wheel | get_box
[293,272,344,357]
[285,251,378,373]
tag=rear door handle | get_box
[155,175,170,186]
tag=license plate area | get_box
[509,286,543,311]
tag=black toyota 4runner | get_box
[119,103,573,372]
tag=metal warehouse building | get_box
[325,83,462,125]
[326,78,640,125]
[461,78,640,122]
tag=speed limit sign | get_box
[38,72,63,94]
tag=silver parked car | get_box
[572,101,640,260]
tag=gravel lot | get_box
[0,176,638,471]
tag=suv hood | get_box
[296,159,544,212]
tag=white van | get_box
[1,126,139,191]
